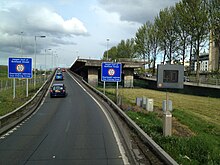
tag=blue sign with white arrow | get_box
[8,58,32,78]
[101,62,122,82]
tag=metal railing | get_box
[189,77,220,86]
[0,76,48,91]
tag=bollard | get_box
[117,95,122,106]
[142,96,147,108]
[136,97,142,107]
[163,111,172,136]
[162,100,173,111]
[146,98,154,111]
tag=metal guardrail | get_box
[139,75,220,87]
[188,77,220,86]
[0,73,54,135]
[68,70,178,165]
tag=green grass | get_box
[104,88,220,127]
[101,87,220,165]
[0,65,7,74]
[0,65,8,80]
[0,84,42,116]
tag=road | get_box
[0,71,127,165]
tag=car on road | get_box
[55,73,64,80]
[50,83,67,97]
[184,76,190,82]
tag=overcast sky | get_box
[0,0,180,68]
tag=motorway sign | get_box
[8,58,32,78]
[101,62,122,82]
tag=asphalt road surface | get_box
[0,72,128,165]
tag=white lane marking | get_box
[68,71,129,165]
[65,121,71,133]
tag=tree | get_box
[183,0,209,81]
[103,38,136,61]
[117,38,136,60]
[155,7,178,64]
[134,22,151,68]
[103,46,118,60]
[148,23,159,75]
[174,1,191,66]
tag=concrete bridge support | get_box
[88,67,98,86]
[124,68,134,88]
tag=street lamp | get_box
[106,38,109,61]
[54,54,58,68]
[44,49,47,81]
[20,32,23,57]
[34,35,46,88]
[47,48,54,71]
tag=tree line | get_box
[102,0,220,78]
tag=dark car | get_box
[55,73,64,80]
[184,76,190,82]
[50,83,66,97]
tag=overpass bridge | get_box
[70,58,144,87]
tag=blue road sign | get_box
[101,62,122,82]
[8,58,32,78]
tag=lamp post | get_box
[44,49,47,81]
[20,32,23,57]
[52,51,56,72]
[34,35,46,88]
[106,38,109,61]
[54,54,58,69]
[47,48,52,71]
[20,32,29,97]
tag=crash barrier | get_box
[68,70,178,165]
[0,72,55,135]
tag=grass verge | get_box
[100,87,220,165]
[0,84,42,116]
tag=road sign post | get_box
[157,64,184,136]
[8,58,32,98]
[101,62,122,104]
[101,62,122,82]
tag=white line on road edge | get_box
[68,71,130,165]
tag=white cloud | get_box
[0,5,88,36]
[0,2,89,60]
[63,18,88,35]
[98,0,180,23]
[0,0,181,67]
[91,5,141,37]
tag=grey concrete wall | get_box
[88,67,98,86]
